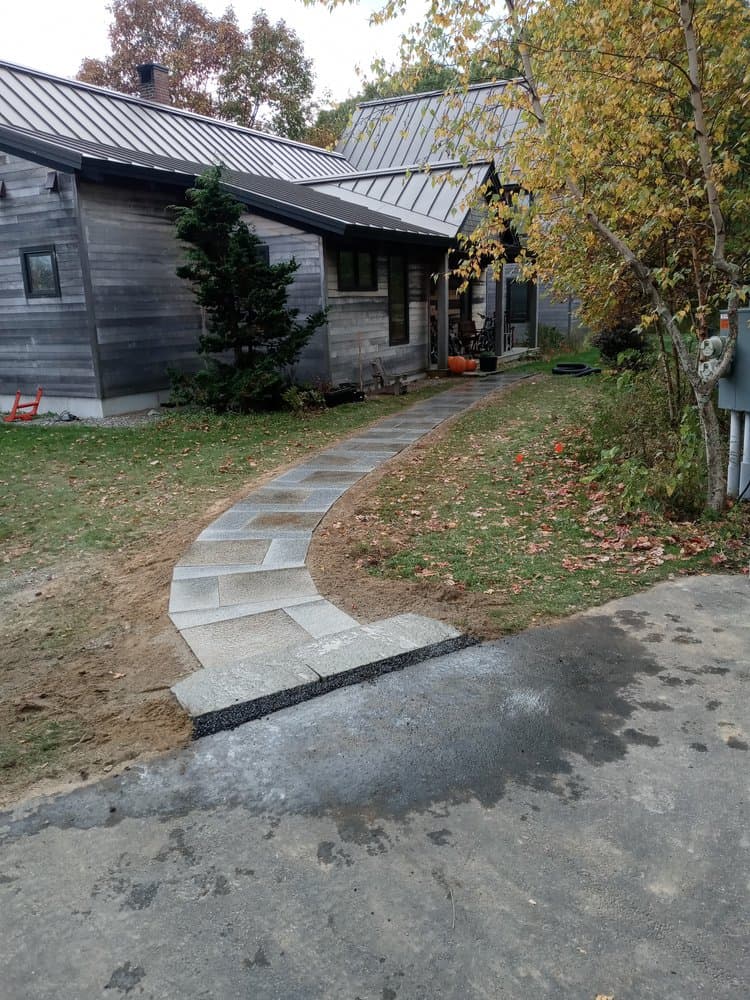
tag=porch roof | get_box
[301,161,494,239]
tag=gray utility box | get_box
[718,307,750,411]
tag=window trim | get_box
[21,245,61,299]
[336,248,377,292]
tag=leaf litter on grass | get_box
[345,377,749,633]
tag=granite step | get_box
[172,614,475,738]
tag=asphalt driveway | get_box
[1,574,748,999]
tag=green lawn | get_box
[0,387,449,570]
[353,372,749,633]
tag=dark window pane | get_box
[506,278,529,323]
[337,249,377,291]
[22,249,60,298]
[388,256,409,345]
[357,251,375,289]
[28,254,55,293]
[338,250,356,290]
[256,243,270,265]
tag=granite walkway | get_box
[170,373,529,736]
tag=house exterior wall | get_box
[324,243,431,386]
[76,186,331,407]
[241,213,329,385]
[0,154,97,403]
[78,179,204,401]
[536,282,589,345]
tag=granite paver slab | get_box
[169,594,318,630]
[295,471,365,487]
[261,538,310,569]
[172,658,320,717]
[180,609,310,670]
[298,615,463,679]
[284,599,359,638]
[217,567,318,607]
[177,539,270,567]
[244,511,324,532]
[169,576,220,614]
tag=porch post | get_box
[437,253,450,370]
[494,266,506,355]
[529,280,539,350]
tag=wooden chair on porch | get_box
[458,319,479,356]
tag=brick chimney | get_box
[136,63,170,104]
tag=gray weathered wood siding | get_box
[324,244,431,386]
[537,282,588,344]
[0,154,96,397]
[241,214,328,384]
[78,180,204,398]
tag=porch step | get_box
[172,614,475,738]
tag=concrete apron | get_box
[170,374,529,736]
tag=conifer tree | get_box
[173,167,326,410]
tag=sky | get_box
[1,0,422,106]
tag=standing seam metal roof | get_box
[305,163,493,238]
[337,81,522,174]
[0,60,353,182]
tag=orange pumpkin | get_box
[448,355,467,374]
[465,358,478,372]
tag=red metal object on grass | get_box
[3,387,43,422]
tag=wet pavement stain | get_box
[426,829,453,846]
[122,882,158,911]
[0,617,672,842]
[104,962,145,994]
[623,729,661,748]
[244,947,270,969]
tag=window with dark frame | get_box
[506,277,530,323]
[337,248,377,291]
[21,247,61,299]
[388,255,409,346]
[256,243,270,265]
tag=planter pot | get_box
[479,355,498,372]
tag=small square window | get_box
[337,249,377,291]
[21,247,61,298]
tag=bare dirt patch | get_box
[0,475,287,808]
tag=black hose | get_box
[551,363,601,377]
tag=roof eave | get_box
[0,126,82,171]
[73,159,451,247]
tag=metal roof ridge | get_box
[354,78,522,109]
[296,159,494,185]
[0,58,351,161]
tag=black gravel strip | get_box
[191,634,478,739]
